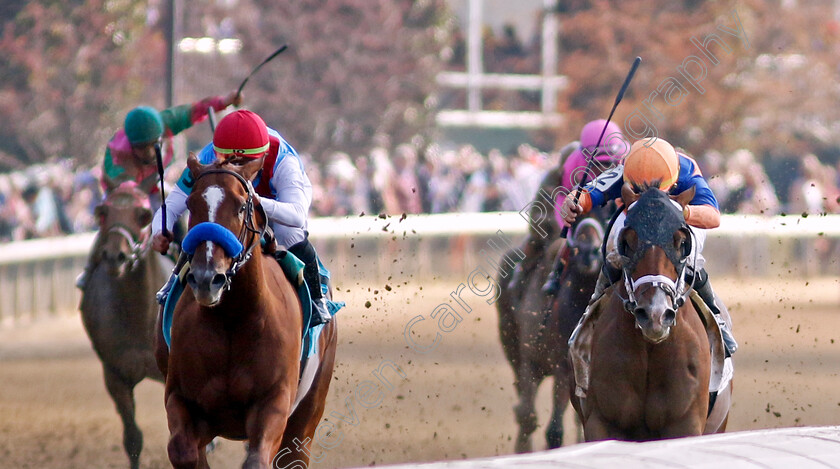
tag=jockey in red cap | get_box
[151,110,332,326]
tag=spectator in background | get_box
[458,148,490,213]
[325,151,356,216]
[723,150,780,215]
[370,147,400,215]
[700,150,732,211]
[788,153,838,215]
[428,148,465,213]
[393,144,423,214]
[352,155,374,215]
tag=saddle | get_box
[569,286,732,407]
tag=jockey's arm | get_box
[258,156,310,229]
[151,183,189,237]
[680,163,721,229]
[684,204,720,229]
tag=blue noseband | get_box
[182,222,244,258]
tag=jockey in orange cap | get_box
[151,110,332,326]
[560,137,737,355]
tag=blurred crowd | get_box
[0,143,838,242]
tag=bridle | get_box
[186,167,268,291]
[617,204,698,316]
[103,222,150,271]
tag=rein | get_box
[104,223,150,271]
[187,167,268,291]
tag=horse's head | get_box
[616,183,695,344]
[94,182,152,277]
[182,153,266,306]
[567,218,604,276]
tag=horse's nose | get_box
[186,269,228,292]
[116,251,128,264]
[662,308,677,328]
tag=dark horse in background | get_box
[79,181,172,469]
[496,164,613,452]
[570,184,731,441]
[155,154,337,469]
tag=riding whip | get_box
[154,142,168,238]
[560,56,641,239]
[235,44,289,100]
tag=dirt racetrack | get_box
[1,275,839,468]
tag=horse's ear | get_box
[94,204,108,227]
[135,207,152,227]
[187,152,203,179]
[102,174,120,193]
[239,156,265,182]
[621,182,639,206]
[672,185,696,208]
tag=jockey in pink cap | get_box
[554,119,628,228]
[541,119,628,294]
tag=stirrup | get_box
[310,297,331,327]
[156,274,177,305]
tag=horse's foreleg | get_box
[165,391,203,469]
[243,393,294,469]
[546,372,571,448]
[103,367,142,469]
[513,366,540,453]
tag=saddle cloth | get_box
[161,250,344,360]
[568,288,732,403]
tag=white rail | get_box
[0,213,836,325]
[372,425,840,469]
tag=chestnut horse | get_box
[571,184,731,441]
[79,182,172,469]
[155,155,337,469]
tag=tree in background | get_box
[0,0,452,170]
[211,0,452,161]
[550,0,840,162]
[0,0,163,169]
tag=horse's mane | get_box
[107,184,148,209]
[629,179,664,194]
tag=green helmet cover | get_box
[124,106,164,145]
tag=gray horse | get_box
[79,182,172,469]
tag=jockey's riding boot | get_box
[289,237,332,327]
[541,254,564,294]
[156,272,177,305]
[693,268,738,356]
[305,261,331,327]
[156,253,189,305]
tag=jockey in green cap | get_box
[77,92,242,290]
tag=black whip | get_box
[560,56,641,239]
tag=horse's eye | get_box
[676,236,689,259]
